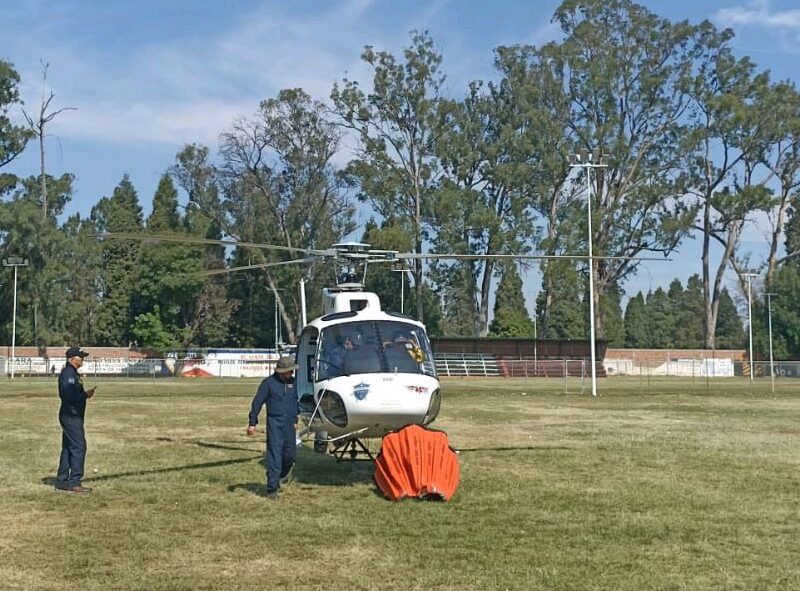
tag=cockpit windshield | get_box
[318,320,436,380]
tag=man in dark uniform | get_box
[246,355,298,499]
[55,346,96,494]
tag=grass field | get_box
[2,376,799,590]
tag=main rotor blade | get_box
[396,253,671,261]
[196,257,318,277]
[95,232,335,256]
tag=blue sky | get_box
[3,0,800,310]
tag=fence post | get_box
[564,357,567,395]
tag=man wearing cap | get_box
[55,347,96,494]
[246,355,299,499]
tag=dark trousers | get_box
[56,415,86,488]
[266,415,296,493]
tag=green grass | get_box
[2,376,800,590]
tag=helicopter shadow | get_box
[291,445,375,487]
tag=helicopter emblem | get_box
[353,382,370,401]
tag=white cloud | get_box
[8,0,382,147]
[715,0,800,29]
[714,0,800,53]
[54,100,252,146]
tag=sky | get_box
[2,0,800,313]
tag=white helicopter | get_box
[99,232,663,460]
[293,242,441,460]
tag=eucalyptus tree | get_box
[682,21,775,348]
[759,82,800,285]
[331,31,444,323]
[493,43,578,339]
[0,60,32,195]
[433,80,539,336]
[544,0,698,338]
[220,88,354,343]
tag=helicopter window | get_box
[317,321,436,379]
[349,300,368,312]
[321,311,358,322]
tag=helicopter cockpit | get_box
[318,320,435,380]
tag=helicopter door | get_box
[296,326,319,399]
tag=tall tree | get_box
[673,275,705,348]
[682,21,773,348]
[0,173,73,348]
[433,80,538,335]
[644,288,673,348]
[22,62,76,220]
[600,281,625,345]
[92,175,144,346]
[493,43,577,340]
[760,82,800,285]
[56,213,102,345]
[536,263,586,340]
[488,263,534,337]
[134,175,207,350]
[624,292,648,347]
[170,144,237,347]
[0,60,32,196]
[331,31,444,323]
[545,0,697,338]
[147,174,181,231]
[715,287,744,349]
[220,89,353,342]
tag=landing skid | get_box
[331,438,375,462]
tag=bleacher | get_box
[434,353,501,377]
[433,353,604,378]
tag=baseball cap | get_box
[65,346,89,358]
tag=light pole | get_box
[569,148,609,397]
[743,272,759,382]
[766,292,776,394]
[2,256,29,379]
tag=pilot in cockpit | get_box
[384,329,421,372]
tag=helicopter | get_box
[98,232,665,460]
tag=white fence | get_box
[2,355,799,380]
[606,358,734,378]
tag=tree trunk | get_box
[477,259,494,337]
[40,131,47,220]
[702,199,715,349]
